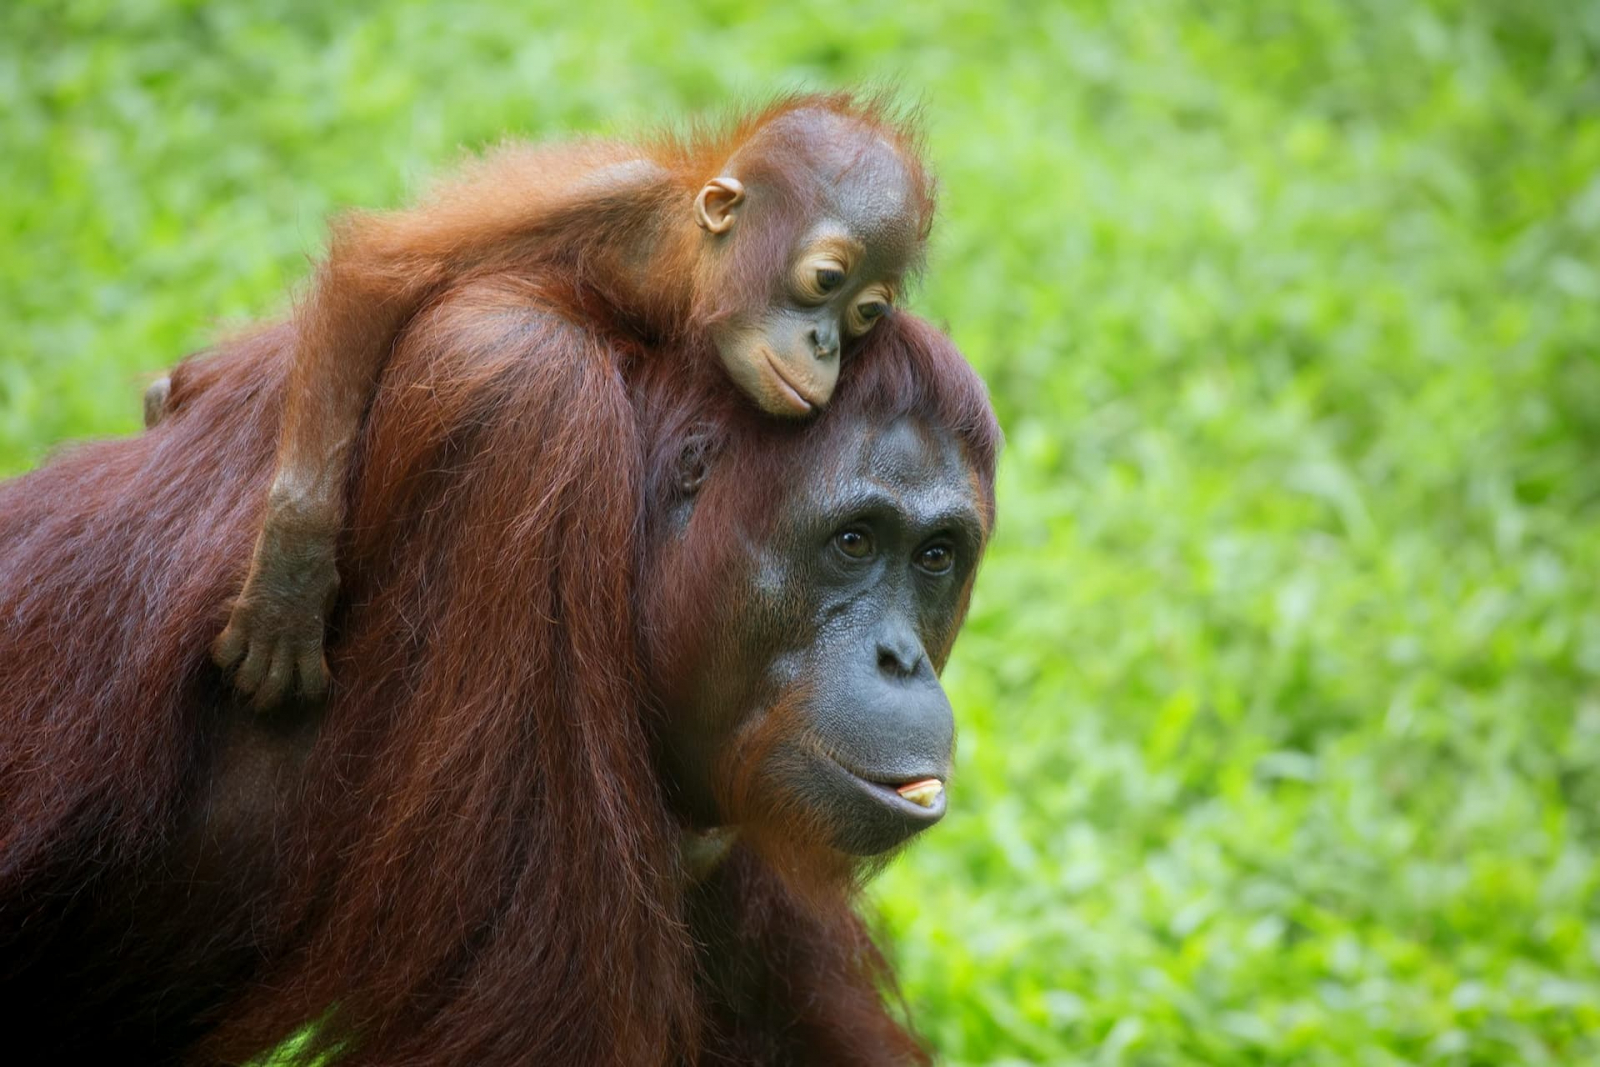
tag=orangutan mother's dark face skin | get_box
[656,414,988,857]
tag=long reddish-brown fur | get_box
[218,91,939,710]
[270,90,934,534]
[0,295,998,1064]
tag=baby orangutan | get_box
[163,94,936,706]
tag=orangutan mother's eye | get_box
[835,527,874,559]
[916,542,955,574]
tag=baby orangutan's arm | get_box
[210,244,407,706]
[211,145,647,706]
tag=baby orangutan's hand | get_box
[212,496,340,709]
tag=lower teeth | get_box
[896,779,943,808]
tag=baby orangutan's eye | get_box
[846,284,894,336]
[794,255,849,303]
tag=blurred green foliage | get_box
[4,0,1600,1063]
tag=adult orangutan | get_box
[166,92,936,707]
[0,303,998,1063]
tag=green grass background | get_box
[4,1,1599,1063]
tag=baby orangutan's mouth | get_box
[762,350,821,414]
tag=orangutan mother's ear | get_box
[674,427,723,499]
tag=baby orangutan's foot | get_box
[212,505,340,709]
[143,375,172,429]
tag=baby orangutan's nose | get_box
[810,326,839,361]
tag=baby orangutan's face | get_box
[693,109,923,418]
[709,226,901,417]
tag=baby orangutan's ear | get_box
[694,178,745,235]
